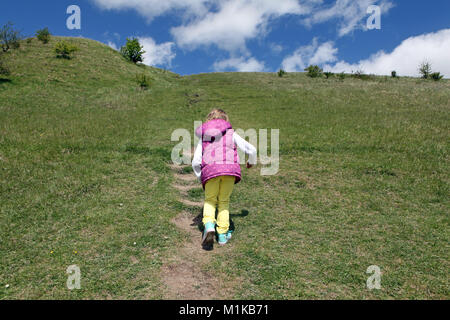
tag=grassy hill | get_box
[0,36,448,299]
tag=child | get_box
[192,109,257,247]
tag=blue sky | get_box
[2,0,449,76]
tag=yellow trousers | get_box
[202,176,235,234]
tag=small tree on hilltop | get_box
[419,61,432,79]
[0,22,22,52]
[277,69,286,77]
[36,27,51,44]
[305,65,323,78]
[121,38,145,64]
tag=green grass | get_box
[0,37,449,299]
[187,188,204,202]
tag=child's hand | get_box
[246,162,253,169]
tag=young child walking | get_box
[192,109,257,247]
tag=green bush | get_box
[54,41,79,59]
[277,69,286,77]
[305,65,323,78]
[391,70,397,78]
[121,38,145,64]
[36,27,51,44]
[430,72,444,81]
[324,72,333,79]
[0,22,22,52]
[338,72,346,80]
[419,61,432,79]
[136,73,151,90]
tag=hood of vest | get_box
[195,119,232,141]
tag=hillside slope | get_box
[0,37,449,299]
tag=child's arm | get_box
[191,140,203,181]
[233,132,257,167]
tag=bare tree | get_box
[419,61,432,79]
[0,22,22,52]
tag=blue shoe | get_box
[218,233,228,245]
[202,222,215,247]
[226,230,233,240]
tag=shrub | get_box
[0,22,22,52]
[430,72,444,81]
[277,69,286,77]
[121,38,145,64]
[419,61,432,79]
[305,65,323,78]
[54,41,79,59]
[26,37,33,44]
[36,27,51,44]
[352,70,363,78]
[338,72,346,80]
[352,70,373,80]
[324,72,333,79]
[391,70,397,78]
[136,74,151,90]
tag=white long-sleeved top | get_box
[192,132,257,181]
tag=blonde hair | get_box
[206,109,229,122]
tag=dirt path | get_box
[161,156,230,299]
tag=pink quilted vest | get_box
[195,119,241,188]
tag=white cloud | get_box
[270,43,284,55]
[107,41,119,51]
[171,0,309,53]
[138,37,176,67]
[281,38,338,72]
[103,31,121,41]
[92,0,310,53]
[91,0,210,21]
[323,29,450,78]
[213,56,265,72]
[303,0,394,37]
[91,0,396,60]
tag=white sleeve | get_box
[233,132,257,165]
[191,140,203,181]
